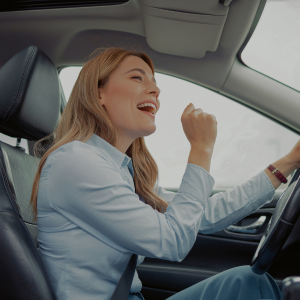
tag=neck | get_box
[114,132,135,154]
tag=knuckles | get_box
[181,108,217,124]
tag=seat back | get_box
[0,46,61,300]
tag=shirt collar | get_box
[85,133,134,176]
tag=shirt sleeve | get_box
[156,170,275,234]
[44,143,215,262]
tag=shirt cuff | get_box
[177,163,215,203]
[249,170,275,212]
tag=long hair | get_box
[30,47,169,220]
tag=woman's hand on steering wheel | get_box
[251,139,300,275]
[264,139,300,191]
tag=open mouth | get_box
[137,105,156,116]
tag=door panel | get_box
[137,190,300,300]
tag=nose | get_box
[147,81,160,107]
[148,82,160,95]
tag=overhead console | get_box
[142,0,232,58]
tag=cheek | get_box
[105,86,138,123]
[108,83,135,101]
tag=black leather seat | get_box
[0,46,62,300]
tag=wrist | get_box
[188,145,213,173]
[278,155,298,173]
[267,164,288,184]
[285,153,300,170]
[190,144,214,156]
[271,155,297,178]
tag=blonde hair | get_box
[30,47,169,220]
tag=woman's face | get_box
[98,55,160,148]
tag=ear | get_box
[98,87,105,106]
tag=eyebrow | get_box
[124,68,156,84]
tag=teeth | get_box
[137,103,156,114]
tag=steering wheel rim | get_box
[251,169,300,275]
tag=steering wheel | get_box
[251,169,300,275]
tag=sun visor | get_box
[142,0,230,58]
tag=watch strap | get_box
[267,164,288,184]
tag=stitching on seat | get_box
[0,144,22,217]
[3,47,36,122]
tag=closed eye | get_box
[132,75,142,81]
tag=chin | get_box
[139,126,156,137]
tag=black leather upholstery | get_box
[0,46,61,140]
[1,142,40,246]
[0,46,60,299]
[0,144,57,300]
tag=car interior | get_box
[0,0,300,299]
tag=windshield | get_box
[241,0,300,92]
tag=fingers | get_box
[193,108,203,116]
[209,113,217,123]
[182,103,215,120]
[181,103,203,121]
[181,103,217,149]
[182,103,195,115]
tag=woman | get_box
[31,47,300,300]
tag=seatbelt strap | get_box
[110,254,138,300]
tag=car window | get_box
[0,133,29,154]
[59,67,299,191]
[242,0,300,92]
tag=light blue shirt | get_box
[37,133,275,300]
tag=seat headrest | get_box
[0,46,61,141]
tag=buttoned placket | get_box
[121,156,135,193]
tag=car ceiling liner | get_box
[142,0,234,59]
[0,0,130,12]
